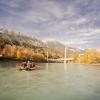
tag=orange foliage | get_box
[32,53,44,61]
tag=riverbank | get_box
[0,57,47,63]
[71,63,100,66]
[1,57,100,66]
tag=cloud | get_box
[0,0,100,49]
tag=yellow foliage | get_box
[32,53,44,61]
[84,49,96,63]
[76,49,100,63]
[10,45,17,57]
[2,45,11,57]
[16,49,22,59]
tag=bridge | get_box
[46,46,74,63]
[48,58,74,63]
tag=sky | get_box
[0,0,100,49]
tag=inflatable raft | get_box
[16,62,37,71]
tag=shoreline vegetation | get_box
[0,28,100,64]
[0,57,47,63]
[0,58,100,66]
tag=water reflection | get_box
[46,63,49,71]
[44,63,68,73]
[64,62,67,72]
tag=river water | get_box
[0,62,100,100]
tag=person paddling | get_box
[27,60,31,68]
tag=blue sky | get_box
[0,0,100,49]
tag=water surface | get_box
[0,62,100,100]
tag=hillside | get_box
[0,28,46,48]
[44,40,83,54]
[0,28,64,61]
[1,28,97,63]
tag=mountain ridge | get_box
[0,28,83,54]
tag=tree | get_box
[32,53,44,61]
[85,49,96,63]
[10,45,17,57]
[2,45,11,57]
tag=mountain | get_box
[0,28,65,60]
[0,28,84,53]
[44,40,65,52]
[43,40,83,53]
[0,28,87,62]
[0,28,46,48]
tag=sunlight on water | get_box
[0,62,100,100]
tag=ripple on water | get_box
[0,62,100,100]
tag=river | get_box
[0,62,100,100]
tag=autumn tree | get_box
[2,45,12,57]
[32,53,44,61]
